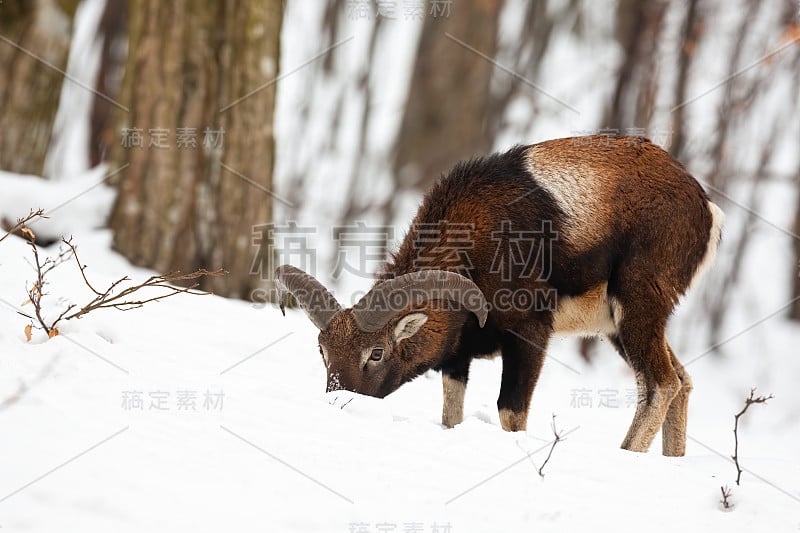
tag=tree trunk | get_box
[0,0,79,175]
[392,0,503,196]
[90,0,127,167]
[791,168,800,321]
[603,0,668,130]
[109,0,282,299]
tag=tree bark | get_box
[603,0,668,130]
[0,0,79,175]
[109,0,282,299]
[668,0,699,160]
[90,0,127,167]
[392,0,503,195]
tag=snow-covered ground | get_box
[1,184,799,531]
[2,0,799,530]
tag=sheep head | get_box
[274,265,488,397]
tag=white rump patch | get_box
[688,201,724,290]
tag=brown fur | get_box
[319,308,469,398]
[499,409,528,432]
[301,135,721,457]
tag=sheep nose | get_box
[326,372,343,393]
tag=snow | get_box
[0,166,114,240]
[2,0,799,531]
[1,184,799,531]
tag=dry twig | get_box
[20,234,224,336]
[732,388,773,485]
[538,413,564,478]
[21,231,71,335]
[339,398,354,410]
[58,238,224,322]
[0,208,45,244]
[719,485,733,510]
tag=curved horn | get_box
[353,270,489,332]
[274,265,342,330]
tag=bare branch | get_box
[732,388,773,485]
[60,237,106,296]
[339,398,354,410]
[40,237,75,277]
[719,485,733,510]
[50,303,77,330]
[0,208,46,244]
[25,231,54,334]
[53,237,225,327]
[538,413,564,478]
[21,235,225,338]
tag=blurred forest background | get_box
[1,0,799,356]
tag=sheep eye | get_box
[369,348,384,361]
[318,345,324,356]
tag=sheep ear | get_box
[393,312,428,342]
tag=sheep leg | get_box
[616,319,681,453]
[441,357,471,428]
[497,326,548,432]
[661,343,692,456]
